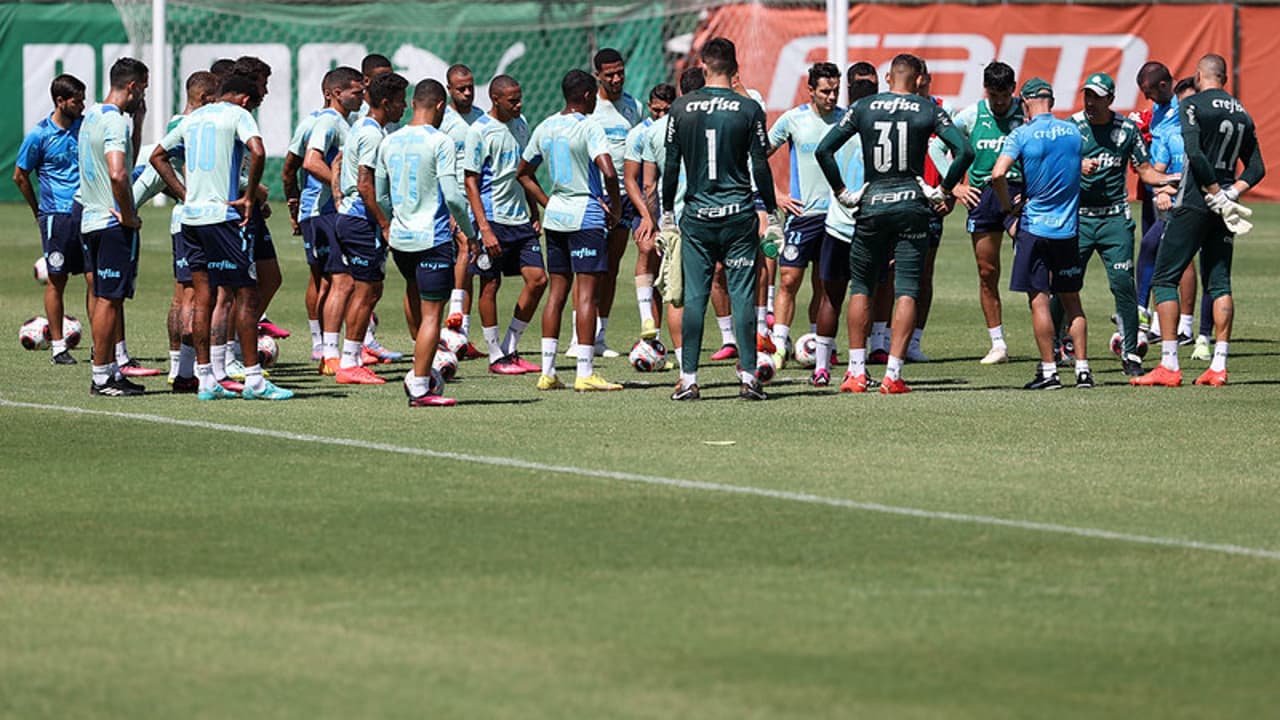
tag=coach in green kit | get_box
[662,37,778,401]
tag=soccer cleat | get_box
[868,348,889,365]
[770,348,786,370]
[197,383,239,401]
[445,312,464,331]
[811,368,831,387]
[574,373,623,392]
[980,345,1009,365]
[879,376,911,394]
[51,350,77,365]
[119,359,163,377]
[364,340,404,363]
[1024,372,1062,390]
[511,355,541,373]
[171,375,199,394]
[1177,332,1194,346]
[1130,366,1182,387]
[489,356,528,375]
[1194,368,1228,386]
[311,347,324,362]
[756,333,775,354]
[563,344,580,358]
[593,342,621,359]
[905,344,930,363]
[336,365,386,384]
[242,379,294,400]
[90,377,144,397]
[710,343,738,361]
[409,393,457,407]
[1122,357,1144,377]
[460,342,487,360]
[257,318,290,339]
[225,358,248,380]
[765,311,775,328]
[360,348,383,366]
[640,319,659,341]
[670,382,700,401]
[1191,335,1213,362]
[1075,370,1095,389]
[536,374,565,391]
[839,372,871,393]
[217,377,245,393]
[319,357,340,376]
[739,380,768,401]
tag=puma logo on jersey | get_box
[869,97,921,113]
[685,97,742,114]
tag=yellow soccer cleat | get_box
[536,374,565,391]
[574,373,623,392]
[640,318,659,341]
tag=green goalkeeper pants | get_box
[1077,213,1140,355]
[679,212,759,376]
[1152,206,1233,306]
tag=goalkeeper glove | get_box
[836,183,868,211]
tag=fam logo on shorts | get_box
[782,244,800,261]
[47,251,65,270]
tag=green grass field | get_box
[2,202,1279,718]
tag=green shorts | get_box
[1152,206,1233,305]
[848,211,931,299]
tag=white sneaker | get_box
[595,342,621,358]
[906,344,930,363]
[979,345,1009,365]
[224,358,248,380]
[564,344,580,358]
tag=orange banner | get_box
[1238,7,1280,199]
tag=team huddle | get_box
[14,37,1263,404]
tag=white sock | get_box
[1041,361,1059,377]
[886,355,904,381]
[717,316,735,346]
[449,289,465,317]
[569,311,579,346]
[244,363,266,392]
[871,322,888,352]
[1211,341,1228,372]
[576,345,594,378]
[680,371,697,387]
[168,350,182,379]
[211,344,227,378]
[755,306,768,336]
[816,335,834,373]
[848,348,866,377]
[179,344,196,377]
[739,368,756,384]
[1150,310,1163,336]
[51,338,68,356]
[309,319,322,349]
[1161,339,1180,371]
[988,325,1007,349]
[636,280,655,324]
[483,325,503,363]
[340,339,362,369]
[675,347,683,370]
[114,340,129,366]
[1178,314,1194,337]
[766,285,776,314]
[363,323,376,346]
[196,363,216,392]
[323,332,340,360]
[406,372,430,398]
[461,314,471,337]
[228,339,241,362]
[92,363,112,386]
[541,337,558,376]
[504,318,529,356]
[1075,359,1090,374]
[772,323,790,351]
[594,316,609,346]
[109,361,121,381]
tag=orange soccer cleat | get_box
[1193,368,1228,386]
[1130,365,1183,387]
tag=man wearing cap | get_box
[990,78,1090,390]
[1070,71,1178,376]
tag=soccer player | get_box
[663,37,779,401]
[953,62,1023,365]
[914,67,958,363]
[1133,54,1265,387]
[234,56,286,342]
[14,73,87,366]
[440,63,486,357]
[1070,72,1177,376]
[78,58,148,397]
[817,54,973,394]
[624,83,674,343]
[517,69,623,392]
[585,48,644,358]
[766,62,842,369]
[333,71,409,385]
[150,69,292,401]
[378,79,476,407]
[991,78,1089,390]
[463,74,547,375]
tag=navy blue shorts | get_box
[246,207,277,262]
[172,232,194,283]
[818,232,851,285]
[1010,228,1083,294]
[86,225,138,299]
[393,244,456,301]
[185,222,256,288]
[619,194,640,230]
[928,216,944,249]
[473,222,545,279]
[299,215,334,268]
[966,183,1022,234]
[40,207,87,276]
[545,227,608,275]
[335,214,387,282]
[753,194,766,212]
[780,213,826,269]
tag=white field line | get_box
[3,397,1278,562]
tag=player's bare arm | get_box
[464,170,501,258]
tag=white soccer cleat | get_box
[979,345,1008,365]
[906,344,930,363]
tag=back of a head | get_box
[210,58,235,78]
[186,71,220,103]
[362,54,392,78]
[808,62,840,88]
[413,78,446,107]
[109,57,148,90]
[234,56,271,81]
[650,83,676,104]
[1174,76,1197,96]
[848,61,876,83]
[220,71,259,104]
[594,48,624,71]
[700,37,738,78]
[51,73,85,103]
[561,69,597,103]
[849,79,878,104]
[1137,61,1172,88]
[368,71,409,106]
[889,54,924,85]
[679,66,706,95]
[984,61,1016,91]
[323,66,362,95]
[1199,53,1228,84]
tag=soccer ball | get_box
[256,335,280,368]
[34,257,48,285]
[755,353,776,384]
[440,328,468,356]
[19,316,50,350]
[628,338,667,372]
[793,333,819,368]
[1135,333,1149,359]
[62,316,82,349]
[1110,331,1124,356]
[433,348,459,380]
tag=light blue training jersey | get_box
[339,116,387,220]
[591,92,644,176]
[159,102,261,227]
[77,103,133,233]
[16,114,82,215]
[642,115,685,223]
[522,112,611,233]
[1000,112,1083,240]
[463,113,532,226]
[376,124,457,252]
[769,103,844,215]
[302,108,349,219]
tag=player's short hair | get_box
[594,48,624,70]
[234,56,271,81]
[1137,61,1173,88]
[368,71,409,107]
[849,79,878,103]
[983,61,1016,91]
[1174,76,1197,95]
[447,64,473,83]
[679,66,706,95]
[700,37,738,77]
[220,72,260,104]
[808,62,841,88]
[50,74,85,103]
[413,78,446,107]
[1199,53,1228,83]
[489,74,520,97]
[650,83,676,104]
[109,58,148,89]
[323,66,363,94]
[561,69,597,102]
[210,58,236,77]
[362,54,392,77]
[848,61,877,82]
[185,71,220,101]
[890,54,924,78]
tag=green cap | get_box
[1082,72,1116,97]
[1020,77,1054,100]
